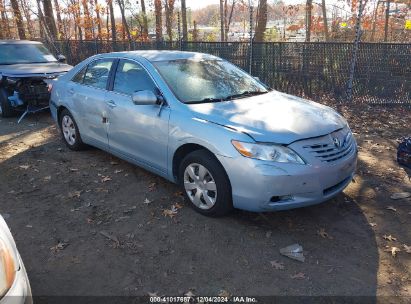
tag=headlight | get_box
[0,238,16,297]
[231,140,305,164]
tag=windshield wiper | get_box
[223,90,268,101]
[187,97,224,104]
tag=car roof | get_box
[102,50,221,62]
[0,40,42,45]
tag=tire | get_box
[59,109,85,151]
[0,88,16,118]
[179,150,233,217]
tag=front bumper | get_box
[217,146,357,212]
[0,253,32,304]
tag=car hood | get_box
[0,62,72,77]
[187,91,347,144]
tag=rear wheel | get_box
[179,150,233,217]
[59,109,85,150]
[0,88,16,118]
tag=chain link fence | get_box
[48,40,410,105]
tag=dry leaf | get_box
[218,290,230,297]
[114,169,123,174]
[50,242,68,253]
[270,260,285,270]
[184,291,195,297]
[386,206,397,212]
[69,168,79,172]
[383,235,397,242]
[101,176,112,183]
[402,244,411,254]
[290,272,306,279]
[162,208,178,218]
[19,165,30,170]
[369,222,377,227]
[43,176,51,181]
[147,292,158,297]
[68,191,81,198]
[172,203,183,210]
[148,182,156,191]
[385,246,401,257]
[143,198,152,205]
[110,161,119,165]
[317,228,333,239]
[100,230,119,245]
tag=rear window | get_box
[0,43,57,65]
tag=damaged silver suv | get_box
[0,40,72,121]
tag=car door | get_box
[68,58,115,149]
[105,59,170,173]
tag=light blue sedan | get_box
[50,51,357,216]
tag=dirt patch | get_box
[0,104,410,299]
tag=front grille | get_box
[303,130,355,163]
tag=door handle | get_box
[106,100,117,108]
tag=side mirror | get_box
[57,54,66,63]
[132,90,158,105]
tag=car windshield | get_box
[153,59,269,104]
[0,43,57,65]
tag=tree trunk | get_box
[305,0,312,42]
[82,0,94,39]
[219,0,224,41]
[225,0,236,42]
[43,0,58,39]
[108,0,116,42]
[321,0,329,41]
[193,20,198,41]
[117,0,132,41]
[10,0,26,39]
[255,0,267,42]
[53,0,63,39]
[95,0,103,40]
[384,0,390,42]
[20,0,35,38]
[140,0,148,39]
[154,0,162,42]
[164,0,175,42]
[181,0,187,41]
[106,5,110,41]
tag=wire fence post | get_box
[346,0,364,102]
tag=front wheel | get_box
[59,109,85,150]
[179,150,233,217]
[0,88,16,118]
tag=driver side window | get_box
[113,60,157,96]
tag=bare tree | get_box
[139,0,148,39]
[305,0,312,42]
[53,0,63,39]
[95,0,103,40]
[384,0,390,41]
[10,0,26,39]
[164,0,175,41]
[154,0,163,42]
[107,0,116,41]
[117,0,132,41]
[255,0,267,42]
[219,0,224,41]
[181,0,187,40]
[224,0,236,41]
[321,0,329,41]
[42,0,58,39]
[20,0,34,38]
